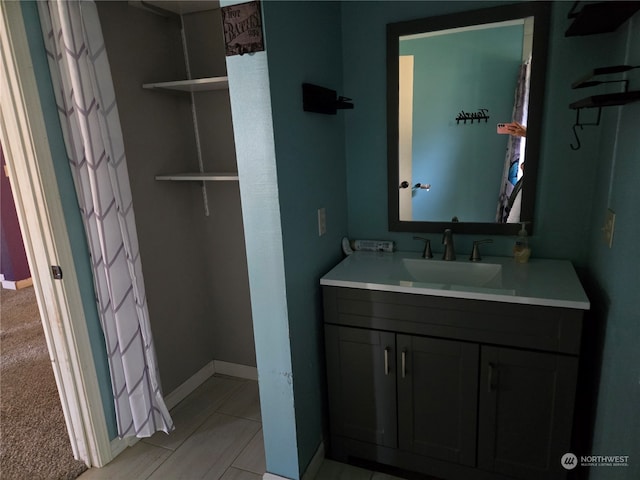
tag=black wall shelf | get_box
[572,65,639,89]
[565,1,640,37]
[302,83,354,115]
[570,91,640,109]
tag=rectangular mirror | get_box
[387,2,550,235]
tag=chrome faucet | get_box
[442,229,456,261]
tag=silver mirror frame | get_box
[387,2,551,235]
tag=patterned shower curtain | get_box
[496,60,531,223]
[37,0,173,438]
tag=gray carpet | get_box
[1,286,88,480]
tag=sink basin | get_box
[400,258,503,288]
[321,251,590,308]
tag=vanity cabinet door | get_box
[325,325,398,448]
[478,346,579,480]
[397,335,479,467]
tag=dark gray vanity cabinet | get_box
[326,326,478,464]
[323,286,584,480]
[477,347,579,480]
[325,326,397,449]
[396,335,478,466]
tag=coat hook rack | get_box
[302,83,354,115]
[455,108,489,125]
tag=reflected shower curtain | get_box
[496,61,531,223]
[38,0,173,437]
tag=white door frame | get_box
[0,1,123,467]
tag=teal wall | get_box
[343,1,522,257]
[342,0,640,476]
[262,1,348,474]
[400,25,523,222]
[583,10,640,479]
[340,1,630,263]
[225,0,348,477]
[225,46,300,480]
[20,1,117,439]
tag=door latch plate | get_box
[51,265,63,280]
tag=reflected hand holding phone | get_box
[497,122,527,137]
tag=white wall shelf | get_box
[155,172,239,181]
[130,1,220,16]
[143,76,228,92]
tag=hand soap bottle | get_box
[513,222,531,263]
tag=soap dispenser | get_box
[513,222,531,263]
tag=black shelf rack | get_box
[565,1,640,37]
[569,91,640,109]
[568,65,640,149]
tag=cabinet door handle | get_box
[401,350,407,378]
[384,347,390,376]
[488,362,498,392]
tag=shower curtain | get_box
[496,60,531,223]
[38,0,173,438]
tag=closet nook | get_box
[97,0,256,398]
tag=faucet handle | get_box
[413,236,433,259]
[470,239,493,262]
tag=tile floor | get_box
[78,374,405,480]
[314,460,405,480]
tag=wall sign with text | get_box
[455,108,490,125]
[222,1,264,56]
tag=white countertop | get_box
[320,251,590,310]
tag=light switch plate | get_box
[603,208,615,248]
[317,207,326,236]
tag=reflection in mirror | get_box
[399,19,533,223]
[388,2,550,235]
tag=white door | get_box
[0,1,121,467]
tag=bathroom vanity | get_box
[321,252,589,480]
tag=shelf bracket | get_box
[179,14,210,216]
[570,107,602,150]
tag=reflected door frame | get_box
[398,55,414,221]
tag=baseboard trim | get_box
[301,442,325,480]
[109,436,138,465]
[263,474,292,480]
[164,361,216,410]
[1,277,33,290]
[214,360,258,380]
[108,362,214,463]
[261,442,324,480]
[163,360,257,411]
[107,360,257,464]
